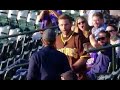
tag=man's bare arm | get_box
[72,56,89,72]
[89,34,101,48]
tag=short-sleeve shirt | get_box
[92,24,107,40]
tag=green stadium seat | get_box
[26,11,37,31]
[8,10,19,28]
[0,25,10,44]
[8,28,20,41]
[17,10,29,32]
[0,25,10,37]
[0,10,9,26]
[4,63,28,80]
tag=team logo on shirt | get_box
[57,48,78,59]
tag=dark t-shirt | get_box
[27,46,70,80]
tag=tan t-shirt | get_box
[55,31,90,80]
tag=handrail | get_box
[0,26,59,39]
[86,43,120,72]
[86,43,120,53]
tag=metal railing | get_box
[0,26,59,40]
[86,43,120,72]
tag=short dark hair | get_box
[107,24,118,31]
[98,30,110,38]
[42,29,56,45]
[92,12,104,19]
[61,70,78,80]
[58,14,72,24]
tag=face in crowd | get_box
[97,31,110,46]
[106,25,118,37]
[58,18,72,35]
[77,17,87,31]
[92,15,104,28]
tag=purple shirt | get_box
[86,52,98,67]
[86,45,112,80]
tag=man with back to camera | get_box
[27,29,71,80]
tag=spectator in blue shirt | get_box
[89,12,107,48]
[27,29,70,80]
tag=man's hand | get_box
[48,10,60,18]
[37,10,49,21]
[72,57,89,73]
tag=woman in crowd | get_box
[106,24,120,68]
[74,16,90,42]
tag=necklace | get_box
[61,31,74,45]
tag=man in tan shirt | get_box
[55,14,90,80]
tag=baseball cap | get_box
[42,29,56,42]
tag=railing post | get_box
[112,47,116,71]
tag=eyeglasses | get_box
[107,30,116,33]
[78,21,85,25]
[97,37,106,41]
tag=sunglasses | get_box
[107,30,116,33]
[97,37,106,41]
[78,21,85,25]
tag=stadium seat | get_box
[35,15,41,30]
[4,63,28,80]
[0,25,10,44]
[16,35,25,42]
[28,40,35,51]
[11,69,28,80]
[107,62,113,73]
[0,43,9,61]
[0,10,9,26]
[0,60,8,70]
[61,10,70,15]
[6,57,14,68]
[13,55,22,63]
[15,59,28,65]
[8,10,19,29]
[16,47,23,56]
[15,38,25,56]
[0,25,10,37]
[34,39,42,49]
[22,51,30,60]
[21,44,30,59]
[0,43,3,54]
[117,74,120,80]
[11,74,20,80]
[17,10,29,32]
[9,50,16,59]
[8,28,20,41]
[24,35,32,44]
[7,40,16,53]
[26,11,37,31]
